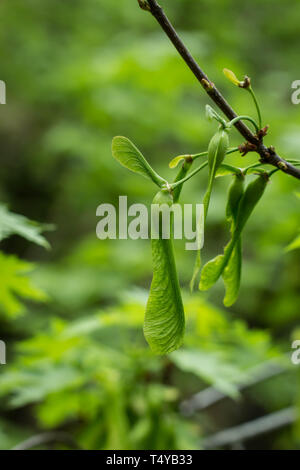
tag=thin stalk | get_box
[268,168,280,177]
[224,147,240,156]
[248,87,262,130]
[170,161,208,189]
[170,148,240,189]
[173,159,193,202]
[193,147,239,162]
[190,150,208,160]
[286,160,300,167]
[243,162,264,173]
[228,116,259,134]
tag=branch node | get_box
[269,145,276,154]
[137,0,151,11]
[257,125,269,141]
[277,161,288,171]
[239,142,257,156]
[201,78,214,92]
[239,75,251,89]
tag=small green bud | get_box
[138,0,151,11]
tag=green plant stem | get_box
[170,161,208,189]
[244,159,300,175]
[268,168,280,177]
[248,87,262,130]
[228,116,259,134]
[221,146,240,157]
[243,162,264,173]
[172,159,193,203]
[192,146,239,162]
[189,150,208,160]
[170,148,240,189]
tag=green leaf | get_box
[207,130,230,175]
[206,104,218,121]
[190,251,201,292]
[5,366,83,408]
[112,136,165,187]
[223,238,242,307]
[0,204,52,249]
[286,234,300,252]
[200,175,267,293]
[169,155,187,169]
[0,252,48,318]
[225,174,245,222]
[172,158,193,203]
[171,349,247,398]
[191,129,229,290]
[222,175,245,306]
[205,105,226,127]
[189,205,205,291]
[169,152,208,169]
[199,251,228,291]
[144,192,185,355]
[204,128,230,220]
[285,192,300,251]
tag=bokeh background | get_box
[0,0,299,450]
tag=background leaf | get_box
[0,204,52,249]
[286,235,300,252]
[171,349,248,398]
[0,252,48,318]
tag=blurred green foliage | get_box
[0,0,299,450]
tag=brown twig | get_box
[138,0,300,180]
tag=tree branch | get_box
[12,432,82,450]
[180,359,287,416]
[201,407,296,449]
[138,0,300,180]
